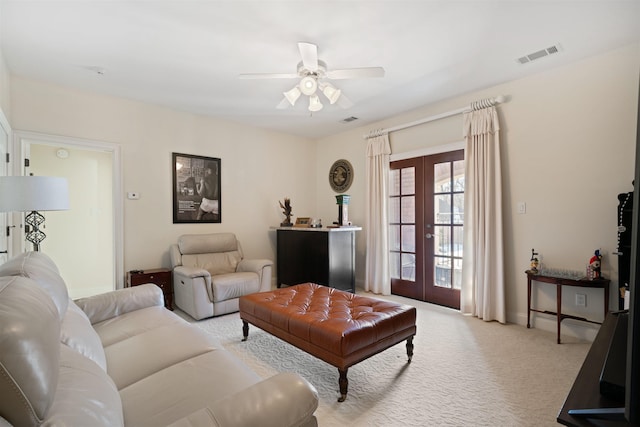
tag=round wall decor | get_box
[329,159,353,193]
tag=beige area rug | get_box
[176,293,590,427]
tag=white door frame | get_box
[0,109,10,265]
[12,130,124,289]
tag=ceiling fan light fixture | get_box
[321,83,342,104]
[308,94,323,112]
[299,76,318,96]
[283,86,301,106]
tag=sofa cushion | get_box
[178,233,243,275]
[0,276,60,427]
[0,251,69,320]
[104,322,222,389]
[119,350,261,427]
[92,305,186,347]
[211,272,260,302]
[60,300,108,371]
[43,344,124,427]
[182,252,242,276]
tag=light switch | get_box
[127,192,140,200]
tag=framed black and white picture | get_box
[172,152,221,223]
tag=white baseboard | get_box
[509,311,599,342]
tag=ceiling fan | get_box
[239,42,385,112]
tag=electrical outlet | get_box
[575,293,586,307]
[517,202,527,214]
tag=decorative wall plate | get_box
[329,159,353,193]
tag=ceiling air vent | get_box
[341,116,359,123]
[517,44,562,64]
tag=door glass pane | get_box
[401,225,415,252]
[453,194,464,224]
[389,197,400,223]
[390,252,400,279]
[453,258,462,290]
[434,226,450,256]
[434,163,451,192]
[390,169,400,196]
[434,194,452,224]
[401,167,415,195]
[434,256,451,288]
[401,253,416,281]
[453,226,463,257]
[401,196,415,223]
[453,160,465,191]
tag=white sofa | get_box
[170,233,273,320]
[0,251,318,427]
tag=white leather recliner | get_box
[170,233,273,320]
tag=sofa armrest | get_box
[237,258,272,274]
[168,372,318,427]
[73,284,164,324]
[173,265,212,280]
[237,259,273,292]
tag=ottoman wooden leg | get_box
[338,368,349,402]
[242,320,249,341]
[406,336,414,363]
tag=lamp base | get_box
[25,210,46,251]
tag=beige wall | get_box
[3,38,639,339]
[9,76,317,273]
[316,42,640,339]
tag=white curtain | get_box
[461,106,506,323]
[365,133,391,295]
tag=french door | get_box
[390,150,464,309]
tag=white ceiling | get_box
[1,1,639,139]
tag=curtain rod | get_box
[363,95,506,139]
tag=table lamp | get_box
[0,175,70,251]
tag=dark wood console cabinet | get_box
[126,268,173,310]
[276,227,361,293]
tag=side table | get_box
[126,268,173,310]
[526,271,610,344]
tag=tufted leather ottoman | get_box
[239,282,417,402]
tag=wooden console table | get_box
[127,268,174,310]
[526,272,610,344]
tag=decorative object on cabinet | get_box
[335,194,351,226]
[294,217,311,228]
[126,268,174,310]
[329,159,353,193]
[279,197,293,226]
[172,152,221,224]
[0,175,69,251]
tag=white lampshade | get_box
[321,83,342,104]
[308,94,323,112]
[283,86,302,106]
[0,176,70,212]
[299,76,318,96]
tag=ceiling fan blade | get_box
[298,42,318,72]
[337,93,354,109]
[239,73,299,79]
[326,67,385,79]
[276,98,292,109]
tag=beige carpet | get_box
[177,293,590,427]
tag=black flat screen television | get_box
[624,74,640,423]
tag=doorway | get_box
[14,131,123,297]
[390,149,464,309]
